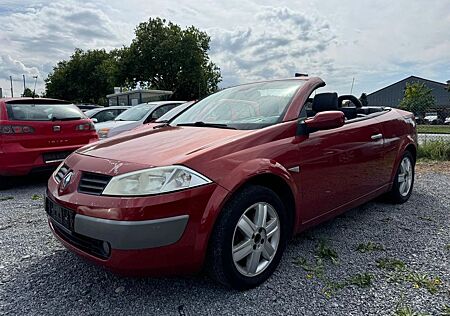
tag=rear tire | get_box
[387,151,415,204]
[207,185,289,290]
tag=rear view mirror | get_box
[91,118,98,123]
[301,111,345,134]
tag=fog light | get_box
[102,241,111,256]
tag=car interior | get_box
[301,92,387,121]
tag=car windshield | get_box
[171,80,304,130]
[5,103,83,121]
[156,101,194,122]
[115,104,151,121]
[84,109,99,117]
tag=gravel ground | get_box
[0,169,449,316]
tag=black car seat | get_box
[338,95,361,120]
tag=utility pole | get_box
[350,77,355,94]
[23,74,26,96]
[33,75,38,98]
[10,76,14,98]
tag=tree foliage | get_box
[45,49,118,105]
[45,18,221,103]
[399,82,435,117]
[359,93,368,106]
[22,88,35,97]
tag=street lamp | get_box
[32,75,38,98]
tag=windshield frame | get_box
[170,79,305,130]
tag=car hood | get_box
[77,126,251,167]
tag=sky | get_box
[0,0,449,98]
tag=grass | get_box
[31,194,41,200]
[417,125,450,134]
[394,305,428,316]
[376,257,406,271]
[0,196,14,201]
[356,241,385,253]
[347,273,374,288]
[417,141,450,160]
[441,305,450,316]
[316,239,339,264]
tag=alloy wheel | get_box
[398,156,413,197]
[231,202,280,277]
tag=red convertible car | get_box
[45,77,417,289]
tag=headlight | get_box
[98,128,110,138]
[102,165,212,196]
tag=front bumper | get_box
[46,155,230,275]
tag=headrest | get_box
[312,93,338,112]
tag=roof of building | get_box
[106,89,173,98]
[368,76,448,96]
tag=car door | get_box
[297,115,385,223]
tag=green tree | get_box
[359,93,368,106]
[399,82,435,118]
[120,18,221,99]
[45,49,118,105]
[22,88,35,97]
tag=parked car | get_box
[444,117,450,125]
[423,112,441,125]
[76,104,103,112]
[95,101,186,139]
[0,98,98,188]
[132,100,196,131]
[45,77,417,289]
[84,106,130,124]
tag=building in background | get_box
[106,89,173,106]
[367,76,450,118]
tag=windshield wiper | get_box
[176,122,236,130]
[51,116,82,121]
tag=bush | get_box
[417,141,450,160]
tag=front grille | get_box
[43,151,72,164]
[51,220,110,259]
[55,164,70,183]
[78,172,112,195]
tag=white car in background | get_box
[96,101,185,139]
[445,117,450,125]
[85,106,130,124]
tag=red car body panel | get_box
[0,98,98,176]
[45,78,417,275]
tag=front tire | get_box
[207,185,289,290]
[388,151,415,204]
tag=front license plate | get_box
[45,198,75,231]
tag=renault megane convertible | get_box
[45,76,417,289]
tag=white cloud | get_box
[0,0,449,98]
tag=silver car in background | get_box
[95,101,186,139]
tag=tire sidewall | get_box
[217,185,289,289]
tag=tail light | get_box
[0,125,35,134]
[75,122,95,131]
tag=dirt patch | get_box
[416,160,450,174]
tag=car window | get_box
[171,80,305,130]
[155,101,193,122]
[150,104,179,119]
[5,103,83,121]
[115,104,152,121]
[93,110,119,123]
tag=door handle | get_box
[371,133,383,140]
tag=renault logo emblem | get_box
[53,126,61,132]
[61,171,73,190]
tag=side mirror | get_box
[299,111,345,134]
[91,118,98,123]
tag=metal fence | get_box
[418,133,450,144]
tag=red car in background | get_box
[45,77,417,289]
[0,98,98,187]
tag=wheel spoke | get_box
[262,241,275,260]
[398,173,406,183]
[233,239,253,262]
[246,251,261,274]
[265,218,278,238]
[255,203,267,227]
[399,181,406,194]
[238,215,256,238]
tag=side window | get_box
[151,104,178,120]
[94,110,118,123]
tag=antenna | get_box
[350,77,355,94]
